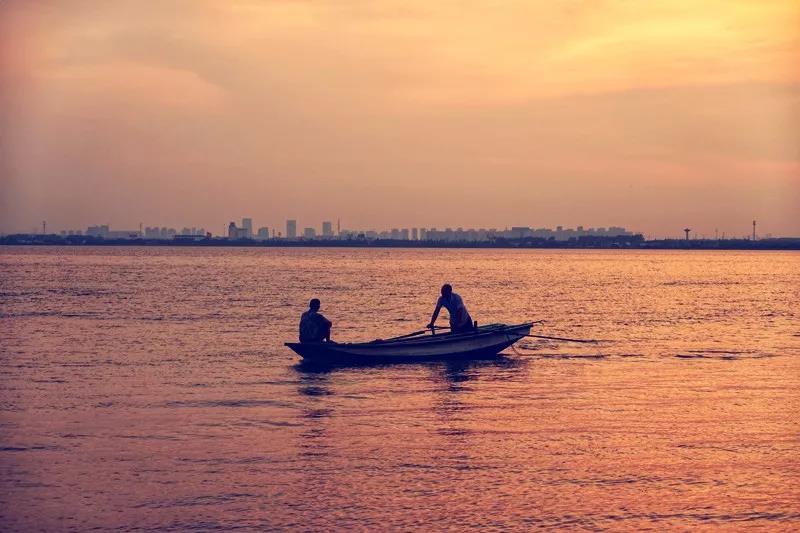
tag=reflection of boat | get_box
[285,322,533,363]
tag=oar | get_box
[382,325,450,342]
[524,334,599,344]
[388,329,432,340]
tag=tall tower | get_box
[752,220,756,241]
[683,228,691,241]
[242,218,253,238]
[42,221,46,235]
[286,219,297,240]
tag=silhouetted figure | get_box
[299,298,333,343]
[427,284,474,333]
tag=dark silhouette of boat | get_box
[285,322,533,363]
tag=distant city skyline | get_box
[2,215,782,242]
[0,213,790,240]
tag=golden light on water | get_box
[1,247,798,529]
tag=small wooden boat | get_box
[285,322,533,363]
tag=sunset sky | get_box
[1,1,798,237]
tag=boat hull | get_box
[286,323,532,363]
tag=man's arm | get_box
[426,299,443,329]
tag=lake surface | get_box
[1,246,798,531]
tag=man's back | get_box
[428,284,474,334]
[299,310,329,343]
[439,292,468,319]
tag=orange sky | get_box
[1,0,798,237]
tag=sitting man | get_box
[426,283,475,333]
[299,298,333,343]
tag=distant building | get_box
[412,228,418,240]
[86,225,110,238]
[401,228,410,240]
[106,230,141,239]
[242,218,253,238]
[511,226,532,239]
[85,225,140,239]
[227,222,248,239]
[256,227,270,240]
[286,220,297,239]
[158,227,177,239]
[322,221,333,238]
[303,227,316,239]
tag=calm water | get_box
[1,246,799,531]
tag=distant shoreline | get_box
[2,235,799,250]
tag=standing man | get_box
[426,284,474,333]
[299,298,333,343]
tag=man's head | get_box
[309,298,321,311]
[441,284,452,297]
